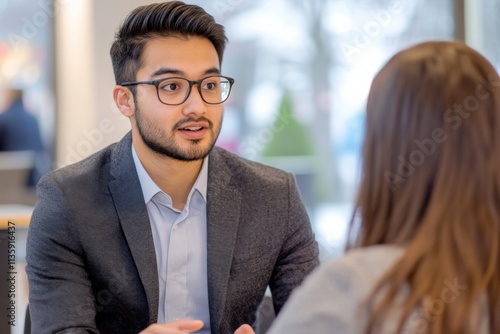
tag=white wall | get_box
[54,0,151,167]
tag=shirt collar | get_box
[132,144,208,204]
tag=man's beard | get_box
[135,106,221,161]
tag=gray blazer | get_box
[26,132,319,334]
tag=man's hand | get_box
[139,319,204,333]
[234,324,255,334]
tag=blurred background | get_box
[0,1,499,332]
[0,0,499,258]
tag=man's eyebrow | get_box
[150,67,221,78]
[150,68,183,78]
[204,67,221,75]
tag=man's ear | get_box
[113,85,135,117]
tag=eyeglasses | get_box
[120,75,235,106]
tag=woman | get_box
[267,41,500,333]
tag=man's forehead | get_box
[139,36,220,76]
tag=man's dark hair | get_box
[110,1,227,85]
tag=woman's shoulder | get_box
[267,245,405,334]
[324,245,405,277]
[310,245,405,303]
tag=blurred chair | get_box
[0,151,37,205]
[24,304,30,334]
[256,295,275,334]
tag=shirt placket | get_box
[165,214,189,322]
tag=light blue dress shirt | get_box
[132,146,210,333]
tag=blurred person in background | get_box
[0,87,46,186]
[266,41,499,333]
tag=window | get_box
[187,0,455,259]
[0,0,55,174]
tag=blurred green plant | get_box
[261,91,315,157]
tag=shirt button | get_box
[173,225,178,232]
[174,273,179,281]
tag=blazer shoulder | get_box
[212,146,293,185]
[44,141,118,188]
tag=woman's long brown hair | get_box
[347,41,500,333]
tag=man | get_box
[0,88,46,186]
[0,88,43,153]
[26,2,319,333]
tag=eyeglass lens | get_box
[157,76,231,105]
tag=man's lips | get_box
[181,126,203,131]
[177,122,209,131]
[177,122,209,138]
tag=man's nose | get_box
[182,85,207,117]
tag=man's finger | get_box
[173,319,204,331]
[139,319,204,333]
[234,324,255,334]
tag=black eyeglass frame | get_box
[119,75,235,106]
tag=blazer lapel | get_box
[206,148,242,333]
[108,133,159,323]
